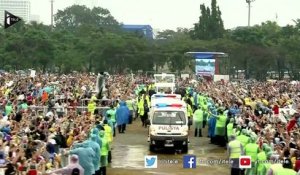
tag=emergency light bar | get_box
[153,94,178,98]
[155,103,183,108]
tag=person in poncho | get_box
[116,101,130,133]
[208,107,218,144]
[99,130,109,175]
[65,142,96,175]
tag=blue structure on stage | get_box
[122,25,153,39]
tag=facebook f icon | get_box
[183,155,196,168]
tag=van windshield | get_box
[152,111,186,125]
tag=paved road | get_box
[108,120,231,175]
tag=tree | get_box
[54,5,119,32]
[1,3,300,80]
[191,0,225,40]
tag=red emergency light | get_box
[170,104,183,107]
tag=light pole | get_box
[50,0,54,28]
[246,0,255,27]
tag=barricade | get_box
[28,106,110,116]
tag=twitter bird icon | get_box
[145,155,157,168]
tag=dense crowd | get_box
[0,71,299,175]
[190,80,300,175]
[0,73,137,175]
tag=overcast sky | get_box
[29,0,300,31]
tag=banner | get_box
[195,59,215,76]
[30,70,36,77]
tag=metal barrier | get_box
[28,106,110,116]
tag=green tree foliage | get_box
[191,0,224,40]
[55,5,119,31]
[0,3,300,80]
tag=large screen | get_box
[195,59,215,76]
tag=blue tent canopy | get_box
[185,52,226,59]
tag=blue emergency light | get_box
[155,103,183,108]
[154,94,177,98]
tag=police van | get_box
[148,94,189,153]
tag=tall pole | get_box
[50,0,54,28]
[247,2,250,26]
[246,0,255,27]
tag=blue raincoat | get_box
[1,126,10,135]
[116,101,130,125]
[208,108,218,138]
[193,92,198,107]
[188,88,193,96]
[69,147,95,175]
[229,106,240,117]
[73,135,101,171]
[90,128,102,148]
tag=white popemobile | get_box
[147,94,189,153]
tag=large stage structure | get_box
[185,52,229,81]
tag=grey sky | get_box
[30,0,300,30]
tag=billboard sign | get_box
[195,59,215,76]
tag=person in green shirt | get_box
[215,109,227,147]
[227,118,234,140]
[21,100,28,110]
[99,130,109,175]
[236,129,250,148]
[245,136,259,175]
[202,101,208,128]
[106,105,116,137]
[193,106,204,137]
[5,101,13,116]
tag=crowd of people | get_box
[187,80,300,175]
[0,73,137,175]
[0,71,300,175]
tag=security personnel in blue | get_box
[227,135,244,175]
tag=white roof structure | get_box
[154,73,175,93]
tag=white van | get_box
[148,96,189,153]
